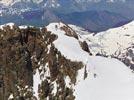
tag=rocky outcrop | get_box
[60,25,78,39]
[116,44,134,70]
[0,23,89,100]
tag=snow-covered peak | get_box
[0,23,31,30]
[0,0,13,6]
[0,0,59,7]
[32,0,43,4]
[46,22,89,63]
[69,24,92,35]
[0,0,31,6]
[42,0,60,8]
[45,22,134,100]
[0,22,15,29]
[87,20,134,55]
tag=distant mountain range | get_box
[0,0,134,32]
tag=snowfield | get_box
[75,56,134,100]
[46,22,89,63]
[85,21,134,55]
[69,21,134,56]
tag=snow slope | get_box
[46,22,134,100]
[46,22,89,63]
[0,23,15,29]
[75,56,134,100]
[74,20,134,55]
[0,0,13,6]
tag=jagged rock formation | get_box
[0,23,91,100]
[116,44,134,70]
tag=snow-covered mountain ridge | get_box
[73,20,134,55]
[0,21,134,100]
[70,20,134,69]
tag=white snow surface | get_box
[69,24,91,35]
[8,94,14,100]
[70,21,134,55]
[46,22,89,63]
[86,21,134,55]
[33,69,42,99]
[0,23,15,29]
[46,22,134,100]
[75,56,134,100]
[0,23,34,30]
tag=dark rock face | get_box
[0,26,37,99]
[112,44,134,71]
[60,25,78,39]
[0,24,88,100]
[79,41,92,55]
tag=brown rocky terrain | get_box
[0,24,91,100]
